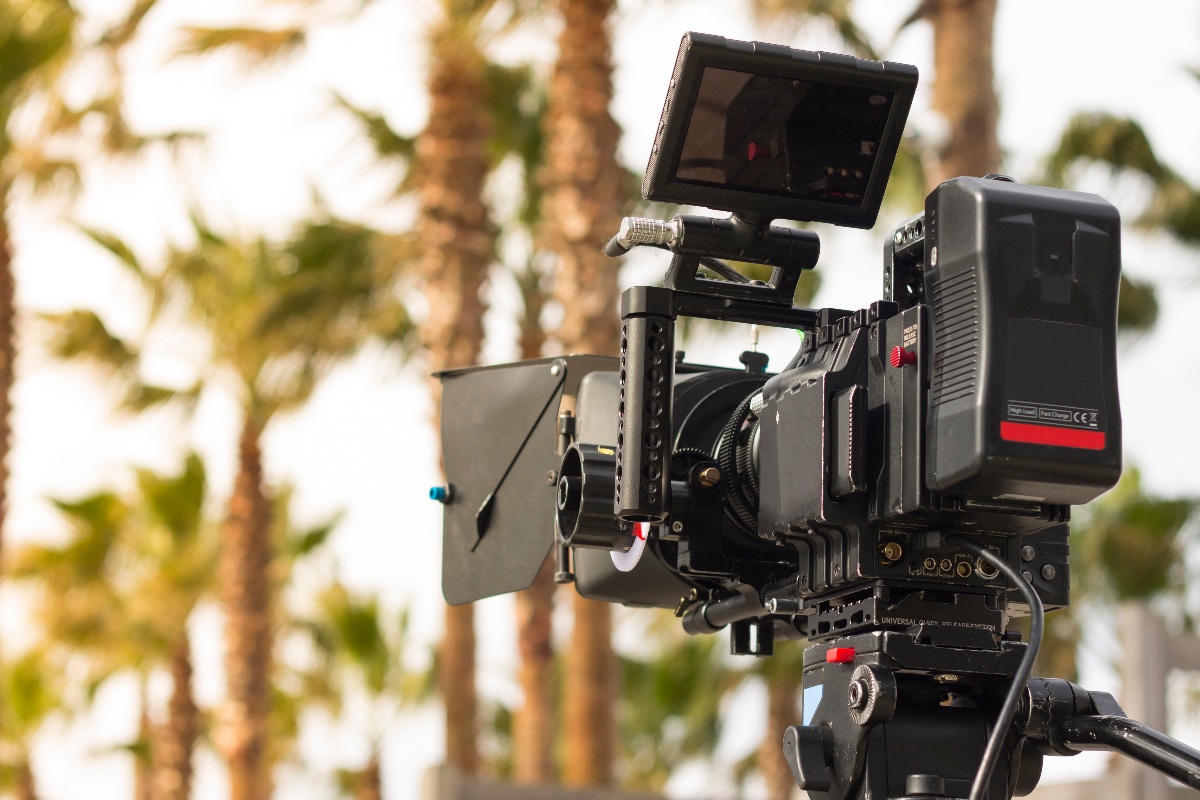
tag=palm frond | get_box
[9,143,79,195]
[135,452,206,542]
[1144,181,1200,248]
[1074,469,1196,603]
[38,309,138,375]
[76,226,148,283]
[175,26,307,65]
[98,0,161,49]
[122,380,197,413]
[332,92,416,179]
[882,137,927,215]
[1041,112,1177,188]
[1117,273,1158,336]
[0,0,77,100]
[279,515,342,560]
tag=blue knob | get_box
[430,485,449,503]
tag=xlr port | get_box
[976,556,999,580]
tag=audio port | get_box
[956,561,973,579]
[976,556,999,580]
[923,557,937,572]
[939,558,953,573]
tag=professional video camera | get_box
[435,33,1200,800]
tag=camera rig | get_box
[435,32,1200,800]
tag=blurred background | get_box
[0,0,1197,798]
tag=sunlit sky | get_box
[3,1,1200,797]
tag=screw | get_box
[697,466,722,488]
[1021,545,1036,562]
[1041,564,1057,581]
[671,521,684,534]
[1022,570,1034,583]
[550,363,562,376]
[765,598,777,613]
[546,470,557,485]
[848,679,868,710]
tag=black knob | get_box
[782,725,833,792]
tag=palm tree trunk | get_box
[154,636,199,800]
[0,202,14,579]
[418,3,495,775]
[513,555,557,783]
[513,262,556,783]
[542,0,626,357]
[218,418,273,800]
[354,754,382,800]
[16,760,37,800]
[540,0,628,786]
[926,0,1001,189]
[759,671,801,800]
[563,595,616,785]
[136,686,154,800]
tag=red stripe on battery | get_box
[1000,421,1106,450]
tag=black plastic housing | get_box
[643,32,917,228]
[922,178,1122,505]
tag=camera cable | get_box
[944,533,1044,800]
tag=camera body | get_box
[437,33,1122,656]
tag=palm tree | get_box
[916,0,1001,188]
[0,648,61,800]
[0,0,77,575]
[42,213,412,798]
[0,0,175,578]
[195,0,547,775]
[293,582,428,799]
[617,613,733,791]
[417,0,500,775]
[8,453,213,800]
[537,0,630,786]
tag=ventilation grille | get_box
[930,269,980,407]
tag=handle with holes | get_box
[615,313,675,522]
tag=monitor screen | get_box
[675,67,897,209]
[641,34,917,228]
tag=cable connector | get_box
[604,216,681,256]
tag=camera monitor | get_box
[643,33,918,229]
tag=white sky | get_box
[4,0,1200,797]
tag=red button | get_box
[890,346,917,368]
[827,647,856,663]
